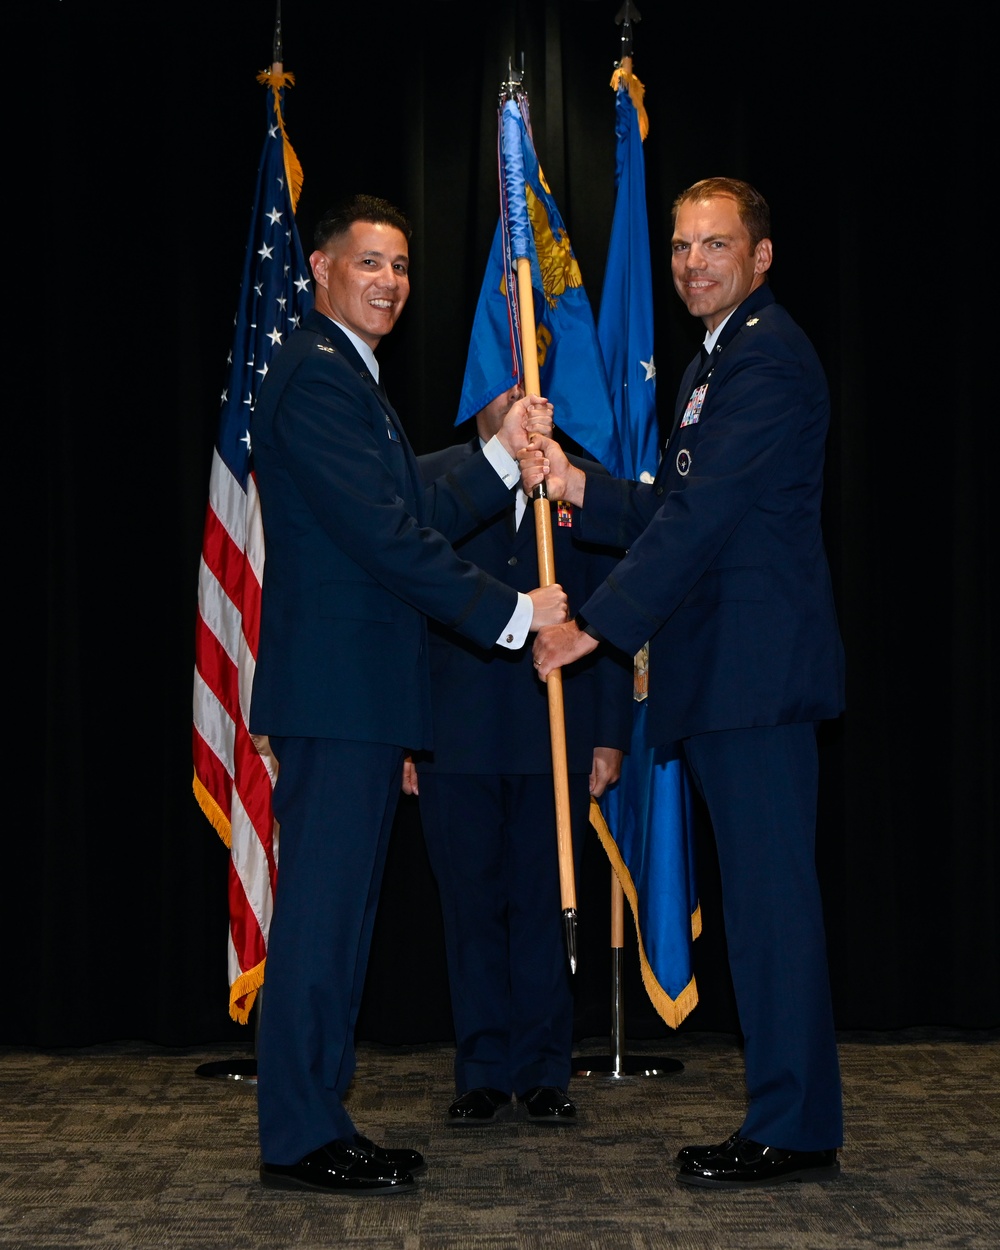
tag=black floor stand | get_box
[195,991,260,1083]
[574,872,685,1080]
[574,949,684,1078]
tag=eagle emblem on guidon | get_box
[498,169,584,368]
[524,181,584,308]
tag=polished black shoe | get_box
[676,1133,840,1189]
[353,1132,427,1177]
[675,1130,741,1165]
[260,1138,415,1194]
[447,1087,513,1125]
[518,1086,578,1124]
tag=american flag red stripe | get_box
[192,69,312,1024]
[193,452,276,1019]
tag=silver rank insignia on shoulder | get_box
[316,344,336,354]
[745,317,760,326]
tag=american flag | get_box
[192,69,313,1024]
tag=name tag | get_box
[680,382,708,427]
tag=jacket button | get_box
[508,556,518,566]
[655,485,665,495]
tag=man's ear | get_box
[754,238,773,276]
[309,249,329,288]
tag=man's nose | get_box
[685,244,707,269]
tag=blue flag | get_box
[591,63,701,1028]
[456,92,616,469]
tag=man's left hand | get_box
[532,620,598,680]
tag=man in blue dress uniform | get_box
[248,195,567,1194]
[525,177,845,1190]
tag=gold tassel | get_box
[256,68,305,214]
[609,56,650,142]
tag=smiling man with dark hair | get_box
[249,194,566,1195]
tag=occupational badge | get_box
[676,448,692,476]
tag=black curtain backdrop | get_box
[25,0,994,1051]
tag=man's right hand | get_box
[518,434,586,506]
[496,392,554,457]
[527,583,569,631]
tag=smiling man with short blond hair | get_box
[524,177,846,1190]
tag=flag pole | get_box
[194,0,311,1081]
[519,260,578,975]
[573,3,685,1077]
[499,69,578,974]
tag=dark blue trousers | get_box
[683,722,843,1150]
[256,736,404,1164]
[418,771,590,1097]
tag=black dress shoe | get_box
[676,1133,840,1189]
[353,1132,427,1177]
[260,1138,415,1194]
[447,1087,513,1124]
[518,1086,578,1124]
[675,1130,741,1164]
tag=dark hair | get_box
[313,195,412,249]
[672,177,771,248]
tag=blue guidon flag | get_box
[456,86,616,471]
[590,55,701,1029]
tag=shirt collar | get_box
[322,314,380,383]
[702,309,737,356]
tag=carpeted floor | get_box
[2,1030,998,1249]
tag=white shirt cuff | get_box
[483,435,520,489]
[497,592,532,649]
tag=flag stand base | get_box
[194,1057,257,1083]
[195,996,260,1083]
[573,949,684,1080]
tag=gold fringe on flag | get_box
[230,961,266,1025]
[610,56,649,142]
[256,68,305,214]
[192,770,232,849]
[589,797,701,1028]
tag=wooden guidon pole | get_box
[515,257,578,973]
